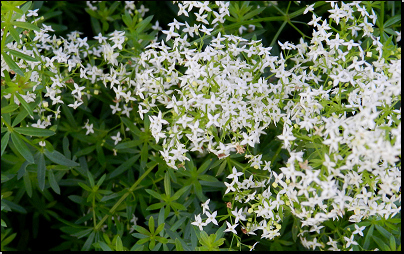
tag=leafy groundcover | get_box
[1,1,401,251]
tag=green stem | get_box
[92,198,97,228]
[288,20,309,39]
[272,3,286,16]
[379,1,385,42]
[270,142,283,165]
[94,162,157,231]
[270,21,287,48]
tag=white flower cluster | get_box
[1,0,400,251]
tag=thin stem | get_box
[270,142,283,165]
[270,21,287,48]
[94,162,157,231]
[285,1,292,15]
[288,20,310,39]
[379,1,385,42]
[272,3,286,16]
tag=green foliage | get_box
[1,0,401,251]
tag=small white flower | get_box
[111,132,122,145]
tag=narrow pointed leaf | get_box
[108,154,139,179]
[116,236,123,251]
[164,171,171,197]
[2,52,25,77]
[1,131,10,156]
[14,127,55,137]
[7,49,39,62]
[11,21,40,31]
[23,170,32,197]
[134,225,151,236]
[37,152,46,191]
[148,216,155,234]
[44,149,79,167]
[145,189,163,200]
[1,104,19,114]
[14,93,34,117]
[10,131,34,163]
[48,169,60,194]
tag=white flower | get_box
[110,103,121,114]
[27,9,39,17]
[224,221,238,234]
[111,132,122,145]
[226,167,243,180]
[201,199,210,214]
[191,214,207,231]
[352,224,366,237]
[205,210,218,225]
[303,4,315,14]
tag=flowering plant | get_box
[1,1,401,251]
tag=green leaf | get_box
[175,238,184,251]
[193,181,205,201]
[122,11,133,28]
[115,140,143,149]
[82,231,95,251]
[1,131,10,156]
[384,14,401,28]
[135,15,153,33]
[8,25,21,43]
[372,235,390,251]
[116,236,123,251]
[96,174,106,187]
[11,107,28,127]
[1,199,27,214]
[97,241,112,251]
[7,49,39,62]
[140,142,148,169]
[13,127,55,137]
[14,93,34,117]
[164,171,171,197]
[44,149,79,167]
[87,170,95,188]
[155,236,168,244]
[37,152,46,191]
[11,21,40,31]
[23,170,32,197]
[48,169,60,194]
[62,136,71,159]
[375,224,392,240]
[108,154,139,179]
[170,202,186,211]
[1,52,25,77]
[292,216,300,242]
[134,225,151,236]
[145,189,163,200]
[363,224,374,250]
[171,185,191,201]
[96,142,106,167]
[1,104,19,114]
[146,202,165,211]
[155,223,165,236]
[389,235,396,251]
[10,131,34,163]
[78,182,93,192]
[216,160,227,176]
[74,145,96,157]
[242,7,266,20]
[148,216,155,234]
[121,117,142,136]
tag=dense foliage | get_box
[1,1,401,251]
